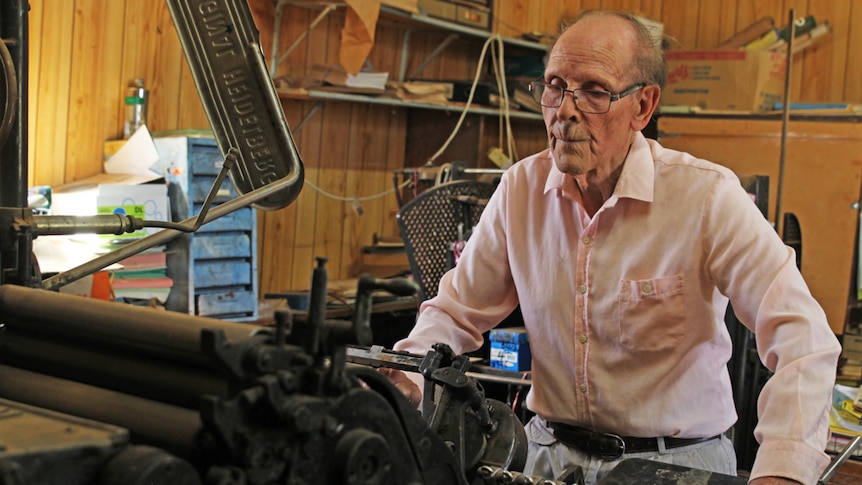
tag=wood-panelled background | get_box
[25,0,862,299]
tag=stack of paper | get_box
[828,384,862,457]
[309,64,389,92]
[109,249,173,304]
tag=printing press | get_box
[0,1,558,483]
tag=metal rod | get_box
[463,168,506,175]
[464,371,532,388]
[276,4,336,67]
[293,100,324,134]
[270,0,286,77]
[346,345,532,388]
[407,33,459,80]
[774,9,795,236]
[187,147,238,232]
[41,170,300,291]
[31,213,143,236]
[819,435,862,484]
[398,29,412,82]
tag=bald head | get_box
[549,11,667,89]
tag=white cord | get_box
[429,34,514,163]
[303,178,412,202]
[490,37,518,163]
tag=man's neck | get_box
[574,163,623,217]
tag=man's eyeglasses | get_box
[528,82,646,114]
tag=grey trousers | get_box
[522,416,738,485]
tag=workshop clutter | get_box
[661,15,831,113]
[829,383,862,458]
[663,50,786,112]
[490,327,531,372]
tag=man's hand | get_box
[749,477,802,484]
[377,367,422,407]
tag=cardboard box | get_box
[662,50,786,112]
[490,327,531,372]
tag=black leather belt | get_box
[547,421,721,460]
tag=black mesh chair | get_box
[396,180,497,302]
[726,174,787,472]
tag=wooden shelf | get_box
[278,87,543,121]
[270,1,548,81]
[376,4,546,51]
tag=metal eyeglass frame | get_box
[529,81,647,114]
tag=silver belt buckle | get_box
[601,433,625,460]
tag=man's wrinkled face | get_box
[542,15,643,178]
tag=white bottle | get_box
[123,78,148,139]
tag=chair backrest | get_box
[396,180,497,302]
[726,173,773,472]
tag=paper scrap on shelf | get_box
[310,64,389,90]
[391,81,449,104]
[104,124,161,176]
[341,0,381,75]
[381,0,418,13]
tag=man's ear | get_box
[631,85,661,132]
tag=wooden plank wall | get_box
[25,0,862,298]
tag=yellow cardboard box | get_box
[662,50,786,112]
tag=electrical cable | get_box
[426,34,518,170]
[303,178,413,203]
[490,38,518,163]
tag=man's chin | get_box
[552,150,586,175]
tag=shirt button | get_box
[583,236,592,244]
[643,283,653,293]
[579,335,587,344]
[580,385,587,393]
[578,284,587,294]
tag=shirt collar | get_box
[543,132,654,203]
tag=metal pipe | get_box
[270,0,286,77]
[276,4,337,67]
[0,284,262,367]
[398,29,412,82]
[0,364,203,459]
[774,9,795,236]
[819,435,862,484]
[41,170,300,290]
[407,33,460,81]
[31,213,144,236]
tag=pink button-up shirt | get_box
[394,133,841,483]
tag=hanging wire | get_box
[304,178,413,203]
[426,34,518,166]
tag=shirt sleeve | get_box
[704,174,842,484]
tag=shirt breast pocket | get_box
[618,274,687,352]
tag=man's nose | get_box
[556,91,581,119]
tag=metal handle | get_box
[818,435,862,484]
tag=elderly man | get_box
[386,10,841,485]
